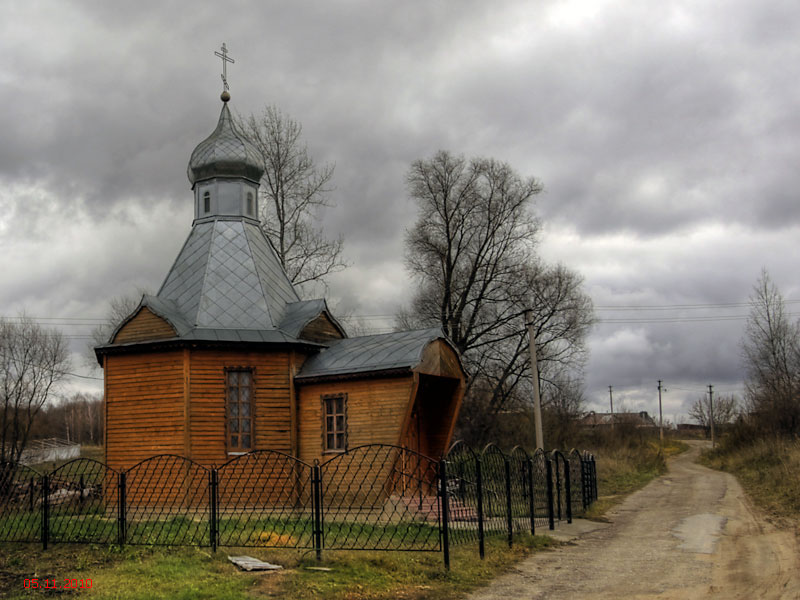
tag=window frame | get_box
[203,190,211,214]
[321,393,347,453]
[225,367,255,453]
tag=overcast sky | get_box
[2,0,799,423]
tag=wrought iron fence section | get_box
[508,447,533,535]
[47,459,118,544]
[568,449,585,515]
[479,444,510,539]
[531,449,552,529]
[551,451,572,524]
[0,462,42,542]
[123,455,210,546]
[0,441,599,563]
[216,450,314,548]
[320,444,441,551]
[443,441,482,546]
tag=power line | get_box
[595,299,800,311]
[0,351,103,382]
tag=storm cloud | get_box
[2,0,799,420]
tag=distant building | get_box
[676,423,705,433]
[579,411,657,429]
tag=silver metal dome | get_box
[187,102,264,186]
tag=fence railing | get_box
[0,443,598,568]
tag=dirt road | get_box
[467,441,800,599]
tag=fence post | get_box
[41,475,49,550]
[117,472,126,547]
[563,458,572,524]
[592,455,598,501]
[209,469,218,552]
[475,458,485,560]
[439,459,450,570]
[581,453,591,510]
[29,477,35,513]
[545,459,555,531]
[554,455,562,522]
[527,458,535,535]
[504,458,513,547]
[312,462,323,562]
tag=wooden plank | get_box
[296,377,414,464]
[299,314,345,343]
[113,307,176,343]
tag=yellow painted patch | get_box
[257,531,297,546]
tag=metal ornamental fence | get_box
[0,443,598,568]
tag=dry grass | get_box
[701,437,800,521]
[585,438,687,520]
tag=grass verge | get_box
[0,535,557,600]
[700,436,800,522]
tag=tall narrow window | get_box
[227,369,254,451]
[322,394,347,452]
[246,192,254,216]
[203,191,211,213]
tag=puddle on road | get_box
[672,513,727,554]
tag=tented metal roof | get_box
[158,218,300,331]
[296,328,445,380]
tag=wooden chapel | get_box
[94,82,466,474]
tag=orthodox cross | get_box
[215,43,235,91]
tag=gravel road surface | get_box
[467,441,800,599]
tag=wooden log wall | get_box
[112,308,176,344]
[296,376,414,466]
[188,349,293,466]
[105,351,185,472]
[298,313,344,343]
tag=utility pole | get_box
[657,380,664,444]
[708,384,715,449]
[608,386,614,430]
[525,310,544,450]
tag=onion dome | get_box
[187,99,264,186]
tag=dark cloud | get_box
[2,1,800,412]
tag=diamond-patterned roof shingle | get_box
[296,328,446,379]
[157,218,299,331]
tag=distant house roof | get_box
[296,328,449,381]
[580,411,657,428]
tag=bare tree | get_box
[400,151,595,443]
[29,392,104,445]
[87,291,149,368]
[1,316,70,465]
[239,106,347,295]
[688,394,738,433]
[741,269,800,434]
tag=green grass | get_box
[700,436,800,521]
[0,512,444,551]
[0,535,557,600]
